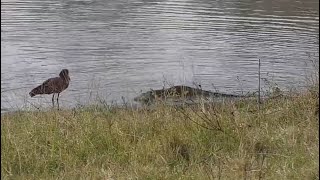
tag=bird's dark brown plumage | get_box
[29,69,70,109]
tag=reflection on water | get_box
[1,0,319,112]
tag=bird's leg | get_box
[57,93,60,110]
[52,93,55,108]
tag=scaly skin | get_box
[134,85,244,104]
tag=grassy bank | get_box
[1,87,319,179]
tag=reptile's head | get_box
[134,91,155,104]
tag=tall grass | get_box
[1,84,318,179]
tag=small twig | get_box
[176,107,217,131]
[176,106,236,140]
[258,58,261,110]
[26,100,41,110]
[181,100,222,132]
[189,103,220,130]
[258,154,266,180]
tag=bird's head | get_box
[59,69,70,81]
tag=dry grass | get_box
[1,85,319,179]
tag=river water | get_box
[1,0,319,112]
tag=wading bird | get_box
[29,69,70,109]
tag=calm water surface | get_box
[1,0,319,112]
